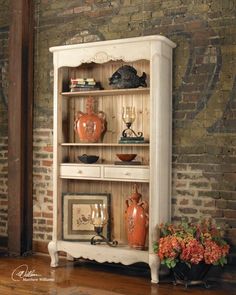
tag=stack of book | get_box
[70,78,102,92]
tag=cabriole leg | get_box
[149,253,160,284]
[48,241,59,267]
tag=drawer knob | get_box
[124,171,130,176]
[78,170,83,174]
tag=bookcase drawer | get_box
[60,164,101,179]
[103,166,149,181]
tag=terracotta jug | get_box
[74,97,106,143]
[125,185,149,250]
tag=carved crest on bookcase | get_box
[82,51,125,64]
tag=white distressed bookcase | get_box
[48,35,176,283]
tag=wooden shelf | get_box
[55,240,149,265]
[61,163,149,168]
[61,143,150,147]
[60,240,149,252]
[61,87,150,97]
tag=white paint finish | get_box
[49,35,176,283]
[61,87,150,97]
[50,35,176,53]
[61,142,149,147]
[60,163,149,182]
[103,166,149,181]
[48,241,59,267]
[48,240,159,283]
[58,240,149,265]
[60,164,101,178]
[50,35,175,68]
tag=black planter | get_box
[173,262,211,288]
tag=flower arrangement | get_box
[153,219,230,269]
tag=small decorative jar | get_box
[125,185,149,250]
[74,97,106,143]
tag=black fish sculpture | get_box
[109,65,147,89]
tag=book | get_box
[70,82,103,92]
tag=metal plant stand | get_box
[172,263,211,288]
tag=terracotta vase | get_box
[125,185,149,250]
[74,97,106,143]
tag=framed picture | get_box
[62,193,111,241]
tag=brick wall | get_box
[0,137,7,237]
[0,0,9,241]
[33,129,53,242]
[35,0,236,244]
[33,0,236,279]
[1,0,236,280]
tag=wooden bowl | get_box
[116,154,137,162]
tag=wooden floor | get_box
[0,254,235,295]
